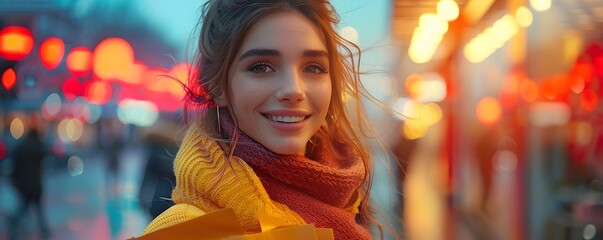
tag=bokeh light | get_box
[580,89,598,111]
[0,26,34,60]
[43,93,62,117]
[476,97,502,126]
[93,37,135,81]
[117,98,159,127]
[67,155,84,177]
[83,80,112,105]
[2,68,16,90]
[58,118,84,143]
[62,77,82,100]
[66,47,92,76]
[10,117,25,139]
[39,37,65,70]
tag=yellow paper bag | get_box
[131,208,334,240]
[131,208,245,240]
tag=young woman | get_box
[140,0,384,239]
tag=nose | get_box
[276,69,305,102]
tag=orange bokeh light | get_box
[476,97,502,126]
[2,68,16,90]
[167,63,194,98]
[405,74,423,99]
[39,37,65,70]
[67,47,92,76]
[84,80,112,104]
[519,79,538,102]
[0,26,34,61]
[93,38,135,81]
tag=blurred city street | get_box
[0,143,150,240]
[1,0,603,239]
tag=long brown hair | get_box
[183,0,384,237]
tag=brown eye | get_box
[303,63,328,74]
[249,62,275,73]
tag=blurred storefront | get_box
[390,0,603,239]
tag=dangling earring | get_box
[216,105,221,133]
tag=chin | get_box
[268,143,306,156]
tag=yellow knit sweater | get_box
[140,125,306,235]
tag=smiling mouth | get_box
[262,114,309,123]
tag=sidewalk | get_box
[0,143,151,240]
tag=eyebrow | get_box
[238,48,328,61]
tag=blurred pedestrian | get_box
[9,114,50,240]
[138,117,179,219]
[100,118,125,197]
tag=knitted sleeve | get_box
[141,203,206,235]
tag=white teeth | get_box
[268,115,305,123]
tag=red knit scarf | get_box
[220,110,372,240]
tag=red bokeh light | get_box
[2,68,16,90]
[62,77,82,100]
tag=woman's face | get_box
[226,11,332,155]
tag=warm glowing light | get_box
[62,77,81,100]
[84,80,112,104]
[144,68,170,92]
[569,75,584,94]
[39,37,65,70]
[580,89,598,111]
[437,0,459,21]
[530,0,551,12]
[167,63,193,98]
[0,26,34,60]
[464,15,518,63]
[420,103,443,125]
[93,38,135,80]
[476,97,502,126]
[66,47,92,76]
[419,14,449,34]
[58,118,84,143]
[540,78,559,100]
[402,119,427,140]
[519,79,538,102]
[408,14,448,64]
[405,74,423,99]
[119,61,146,84]
[10,117,25,139]
[417,74,447,103]
[515,6,533,27]
[2,68,16,90]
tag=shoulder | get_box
[140,203,206,236]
